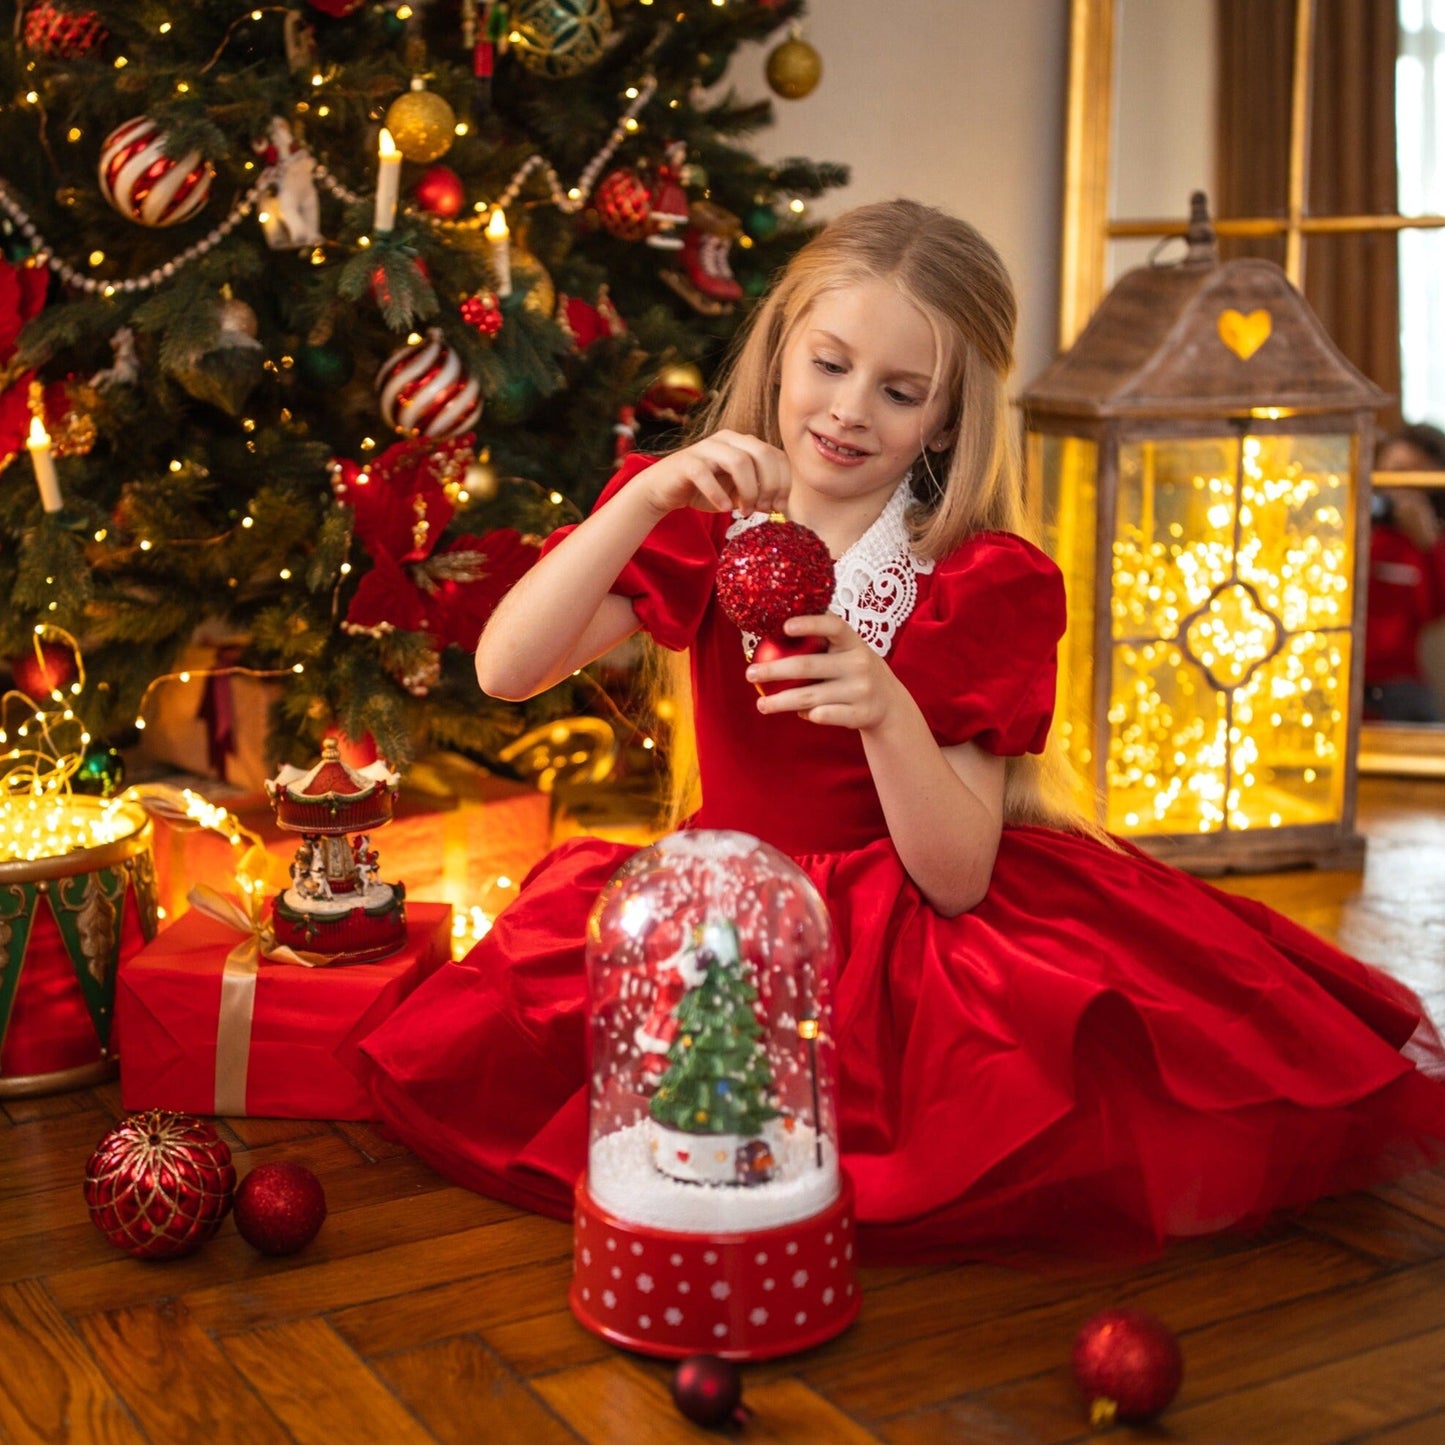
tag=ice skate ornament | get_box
[264,738,406,963]
[660,200,744,314]
[254,117,322,250]
[644,141,690,250]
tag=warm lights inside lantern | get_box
[0,794,145,864]
[1044,431,1355,839]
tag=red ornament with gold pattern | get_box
[84,1110,236,1259]
[22,3,108,58]
[595,166,654,242]
[264,738,406,963]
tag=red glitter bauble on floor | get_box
[84,1111,236,1260]
[233,1162,328,1256]
[1071,1307,1184,1426]
[671,1354,747,1427]
[715,518,835,639]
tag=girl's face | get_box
[776,276,953,521]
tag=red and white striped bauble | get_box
[97,117,213,227]
[375,330,483,438]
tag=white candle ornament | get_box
[27,414,63,514]
[485,206,512,298]
[373,128,402,235]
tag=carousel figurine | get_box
[264,737,406,963]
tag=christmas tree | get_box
[0,1,843,779]
[649,918,777,1139]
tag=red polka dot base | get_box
[570,1171,860,1360]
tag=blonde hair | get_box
[661,199,1100,838]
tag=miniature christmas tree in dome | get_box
[648,919,780,1186]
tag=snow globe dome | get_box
[570,829,859,1360]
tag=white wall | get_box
[725,0,1070,390]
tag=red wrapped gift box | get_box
[116,901,451,1120]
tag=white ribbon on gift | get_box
[186,884,333,1116]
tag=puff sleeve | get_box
[538,454,726,651]
[902,531,1066,756]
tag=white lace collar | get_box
[723,475,934,659]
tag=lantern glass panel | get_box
[1034,431,1100,786]
[1105,431,1355,840]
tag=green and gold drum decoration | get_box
[0,792,157,1096]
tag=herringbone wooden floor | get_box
[4,777,1445,1443]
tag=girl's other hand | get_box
[640,431,791,519]
[746,614,904,731]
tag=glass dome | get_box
[584,829,838,1233]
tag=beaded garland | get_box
[0,76,658,298]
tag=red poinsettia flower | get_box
[333,435,540,655]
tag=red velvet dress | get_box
[361,459,1445,1263]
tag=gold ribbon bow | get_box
[186,883,332,1116]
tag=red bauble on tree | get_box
[84,1111,236,1260]
[233,1162,328,1255]
[1071,1308,1184,1427]
[375,330,482,439]
[306,0,367,15]
[671,1355,747,1428]
[22,4,108,58]
[9,640,77,699]
[415,165,465,219]
[594,167,653,241]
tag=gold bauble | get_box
[657,361,705,395]
[765,36,823,100]
[384,84,456,163]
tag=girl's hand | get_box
[746,614,904,731]
[639,431,791,519]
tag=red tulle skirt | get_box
[360,825,1445,1263]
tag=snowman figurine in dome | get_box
[264,737,406,963]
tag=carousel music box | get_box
[264,738,406,962]
[572,829,859,1360]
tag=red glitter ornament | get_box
[594,167,653,241]
[1071,1308,1184,1426]
[715,518,835,638]
[460,291,504,337]
[22,4,108,59]
[671,1354,747,1427]
[233,1162,328,1256]
[84,1110,236,1260]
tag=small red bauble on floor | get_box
[715,519,834,639]
[1071,1307,1184,1426]
[751,632,828,696]
[233,1161,328,1255]
[671,1354,747,1428]
[84,1110,236,1260]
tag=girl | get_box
[362,200,1445,1262]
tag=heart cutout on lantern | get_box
[1217,308,1272,361]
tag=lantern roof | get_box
[1023,194,1387,422]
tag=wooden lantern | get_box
[1023,195,1385,874]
